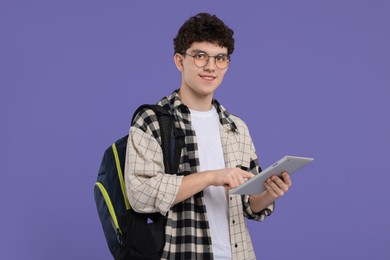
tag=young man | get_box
[125,13,291,259]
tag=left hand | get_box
[248,171,292,213]
[263,171,292,199]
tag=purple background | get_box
[1,1,389,259]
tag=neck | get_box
[178,87,214,111]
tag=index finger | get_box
[241,171,255,179]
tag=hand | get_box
[263,171,292,199]
[209,168,255,190]
[248,171,292,213]
[173,168,254,205]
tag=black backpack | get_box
[94,104,184,260]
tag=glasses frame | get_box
[183,51,230,69]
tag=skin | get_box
[172,41,292,212]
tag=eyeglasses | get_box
[183,51,230,69]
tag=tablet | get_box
[229,156,314,195]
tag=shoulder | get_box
[131,91,178,139]
[132,107,161,140]
[229,113,251,134]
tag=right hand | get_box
[208,168,255,190]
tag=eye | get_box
[194,52,208,60]
[216,54,228,62]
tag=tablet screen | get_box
[229,156,314,195]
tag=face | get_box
[174,42,229,99]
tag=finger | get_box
[235,173,247,186]
[267,178,285,196]
[226,173,243,188]
[228,173,239,187]
[225,174,235,188]
[264,181,278,198]
[281,172,292,186]
[223,184,232,190]
[271,176,289,192]
[240,171,255,179]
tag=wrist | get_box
[249,192,275,213]
[203,170,215,186]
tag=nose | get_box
[203,57,216,71]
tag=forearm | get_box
[173,171,212,205]
[249,191,276,213]
[173,167,255,205]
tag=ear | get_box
[174,53,184,72]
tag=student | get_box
[125,12,291,260]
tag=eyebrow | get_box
[189,49,228,56]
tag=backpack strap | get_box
[94,182,123,236]
[112,142,131,210]
[131,104,184,174]
[171,127,185,174]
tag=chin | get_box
[197,86,219,96]
[198,82,221,94]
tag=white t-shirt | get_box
[190,107,232,260]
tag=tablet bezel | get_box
[229,155,314,195]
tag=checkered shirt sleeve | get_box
[124,108,183,215]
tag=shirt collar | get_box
[162,89,238,132]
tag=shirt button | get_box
[232,220,235,224]
[235,244,238,248]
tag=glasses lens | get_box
[215,55,229,69]
[190,52,230,69]
[193,53,208,67]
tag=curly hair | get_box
[173,13,235,56]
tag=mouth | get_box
[199,74,216,81]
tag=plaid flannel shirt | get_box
[125,90,274,259]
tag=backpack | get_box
[94,104,184,260]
